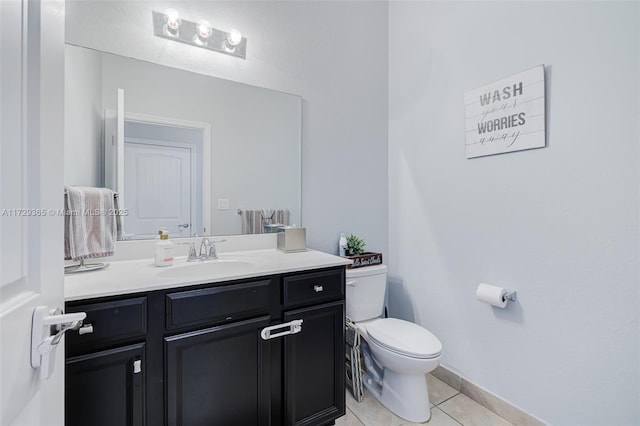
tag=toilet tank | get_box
[345,264,388,322]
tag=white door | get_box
[124,142,193,238]
[0,0,66,425]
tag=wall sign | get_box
[464,65,546,159]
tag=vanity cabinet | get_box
[65,343,146,426]
[65,266,345,426]
[65,298,147,426]
[165,316,272,426]
[282,269,346,425]
[283,302,345,425]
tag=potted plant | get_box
[346,234,366,256]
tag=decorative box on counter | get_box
[277,226,307,252]
[346,252,383,269]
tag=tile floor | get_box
[336,374,513,426]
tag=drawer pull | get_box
[78,324,94,335]
[313,285,324,293]
[260,320,303,340]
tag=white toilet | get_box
[346,264,442,423]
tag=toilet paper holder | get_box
[476,283,518,308]
[503,290,517,303]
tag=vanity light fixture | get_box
[152,10,247,59]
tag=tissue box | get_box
[277,226,306,252]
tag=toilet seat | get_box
[366,318,442,359]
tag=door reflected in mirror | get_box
[64,44,301,240]
[122,120,206,239]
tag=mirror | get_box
[64,44,301,240]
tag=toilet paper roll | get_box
[476,283,508,308]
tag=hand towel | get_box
[240,209,291,234]
[260,209,275,227]
[274,209,290,227]
[240,210,262,234]
[64,185,118,261]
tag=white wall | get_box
[64,46,103,186]
[65,0,389,254]
[388,2,639,425]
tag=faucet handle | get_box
[188,243,198,261]
[178,242,199,262]
[207,239,226,259]
[208,244,217,259]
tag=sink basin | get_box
[156,255,266,279]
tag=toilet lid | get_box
[366,318,442,359]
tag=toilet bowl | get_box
[346,265,443,423]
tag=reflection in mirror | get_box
[64,44,301,240]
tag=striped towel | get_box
[272,209,290,228]
[64,186,118,261]
[240,209,290,234]
[240,210,263,234]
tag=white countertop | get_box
[65,248,352,301]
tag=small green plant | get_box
[346,234,366,256]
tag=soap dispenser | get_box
[155,229,174,267]
[339,232,347,257]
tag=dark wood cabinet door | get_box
[165,315,272,426]
[66,343,145,426]
[283,301,345,426]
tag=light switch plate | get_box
[218,198,230,210]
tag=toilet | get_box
[346,265,442,423]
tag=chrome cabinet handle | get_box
[78,324,94,335]
[260,320,303,340]
[314,285,324,293]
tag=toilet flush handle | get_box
[346,280,356,286]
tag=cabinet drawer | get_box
[283,269,344,307]
[66,297,147,357]
[166,279,272,330]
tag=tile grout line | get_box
[435,390,461,407]
[436,393,514,426]
[433,367,540,425]
[433,406,465,426]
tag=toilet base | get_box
[363,368,432,423]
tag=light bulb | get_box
[193,20,212,45]
[163,8,181,36]
[227,29,242,47]
[196,20,212,40]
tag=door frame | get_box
[106,111,212,236]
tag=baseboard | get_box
[432,365,548,426]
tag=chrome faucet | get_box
[199,238,213,259]
[181,238,225,261]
